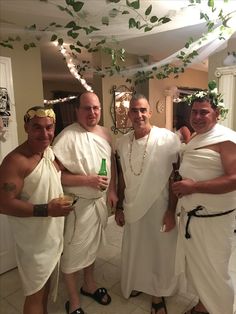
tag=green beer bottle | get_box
[98,158,107,176]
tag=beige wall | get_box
[0,42,44,144]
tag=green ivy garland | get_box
[0,0,234,84]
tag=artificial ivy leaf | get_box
[160,17,171,24]
[136,21,141,28]
[129,18,136,28]
[208,0,214,8]
[102,16,109,25]
[65,21,77,28]
[70,44,75,50]
[58,38,64,46]
[90,26,100,31]
[126,0,140,10]
[106,0,121,2]
[145,5,152,16]
[96,39,106,46]
[208,80,217,90]
[109,8,119,18]
[122,10,129,14]
[57,5,65,11]
[72,1,84,12]
[150,16,158,23]
[50,34,57,41]
[74,47,81,53]
[144,26,153,32]
[24,44,29,50]
[222,18,230,27]
[66,0,73,4]
[73,25,82,31]
[71,32,79,39]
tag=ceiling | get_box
[0,0,235,85]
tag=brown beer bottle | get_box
[172,162,182,182]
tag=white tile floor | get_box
[0,216,235,314]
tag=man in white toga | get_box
[53,92,118,314]
[172,84,236,314]
[115,94,181,314]
[0,106,74,314]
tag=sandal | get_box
[185,307,209,314]
[130,290,142,298]
[80,287,111,305]
[151,297,167,314]
[65,301,84,314]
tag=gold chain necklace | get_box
[128,130,151,176]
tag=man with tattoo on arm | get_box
[0,106,74,314]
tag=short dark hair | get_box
[130,93,148,106]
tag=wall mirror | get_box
[110,85,134,134]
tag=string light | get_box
[44,95,78,105]
[53,41,93,92]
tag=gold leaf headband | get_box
[24,108,56,123]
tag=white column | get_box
[215,65,236,131]
[164,89,174,130]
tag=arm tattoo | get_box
[1,182,16,192]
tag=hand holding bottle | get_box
[172,162,182,182]
[98,158,108,191]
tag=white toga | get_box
[176,123,236,314]
[117,126,182,298]
[8,147,64,300]
[53,123,111,273]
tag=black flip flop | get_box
[65,300,84,314]
[151,297,167,314]
[80,287,111,305]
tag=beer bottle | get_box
[172,162,182,182]
[98,158,107,176]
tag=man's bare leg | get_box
[42,279,50,314]
[63,271,81,312]
[83,263,109,303]
[23,281,50,314]
[83,263,96,292]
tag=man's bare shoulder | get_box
[1,144,30,172]
[95,125,112,145]
[219,140,236,153]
